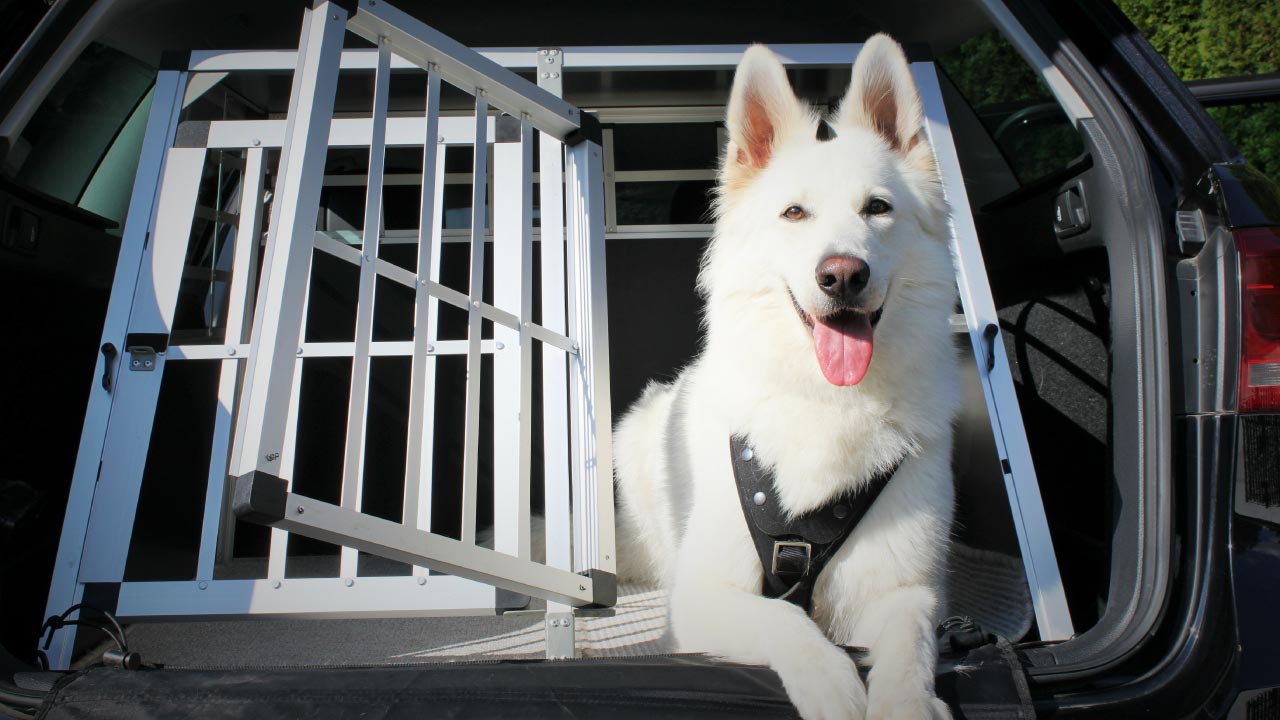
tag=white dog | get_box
[613,35,961,720]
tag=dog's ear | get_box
[835,34,924,154]
[723,45,808,187]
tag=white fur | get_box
[614,36,961,720]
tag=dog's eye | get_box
[864,198,893,216]
[782,205,807,221]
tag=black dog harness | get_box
[730,435,900,612]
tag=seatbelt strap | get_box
[730,435,900,612]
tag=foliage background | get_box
[1117,0,1280,180]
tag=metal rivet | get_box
[550,72,559,79]
[427,344,435,353]
[579,584,586,591]
[496,341,505,350]
[131,360,140,367]
[266,452,280,462]
[296,505,305,514]
[252,138,261,147]
[541,72,550,79]
[144,360,154,368]
[540,49,548,55]
[344,578,354,587]
[740,447,754,462]
[226,346,236,356]
[297,347,304,356]
[438,135,444,143]
[272,580,282,589]
[198,581,208,590]
[545,57,554,64]
[753,491,766,506]
[833,504,849,520]
[416,576,427,585]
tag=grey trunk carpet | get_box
[97,540,1030,669]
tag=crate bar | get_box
[174,339,503,360]
[459,92,489,546]
[41,68,188,670]
[563,139,616,578]
[403,68,444,576]
[270,492,594,606]
[263,261,312,581]
[266,350,307,577]
[345,0,582,141]
[185,44,873,74]
[203,115,495,151]
[537,64,576,653]
[116,575,498,619]
[77,146,207,583]
[338,37,392,579]
[492,117,534,560]
[913,64,1074,640]
[231,2,346,485]
[197,147,267,581]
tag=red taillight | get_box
[1237,227,1280,412]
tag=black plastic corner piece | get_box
[232,471,289,526]
[81,583,121,617]
[582,569,616,608]
[317,0,357,14]
[174,121,211,149]
[495,589,531,613]
[495,113,522,143]
[564,111,602,147]
[158,50,192,71]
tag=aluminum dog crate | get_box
[42,0,1072,670]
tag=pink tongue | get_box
[812,313,874,386]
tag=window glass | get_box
[12,42,154,225]
[938,30,1085,185]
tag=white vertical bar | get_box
[266,266,311,581]
[404,68,443,578]
[42,69,187,669]
[601,128,617,231]
[338,37,392,579]
[78,146,207,583]
[564,139,615,577]
[493,118,533,559]
[459,93,489,545]
[198,148,267,581]
[537,66,574,646]
[232,2,346,482]
[913,63,1074,640]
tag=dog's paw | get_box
[865,689,951,720]
[774,646,867,720]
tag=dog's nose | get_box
[815,255,870,302]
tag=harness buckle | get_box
[771,541,812,576]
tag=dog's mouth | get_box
[788,287,884,387]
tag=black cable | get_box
[41,604,130,656]
[51,605,128,652]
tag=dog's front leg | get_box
[858,585,951,720]
[669,526,868,720]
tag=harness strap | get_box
[730,435,900,612]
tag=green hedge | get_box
[1116,0,1280,179]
